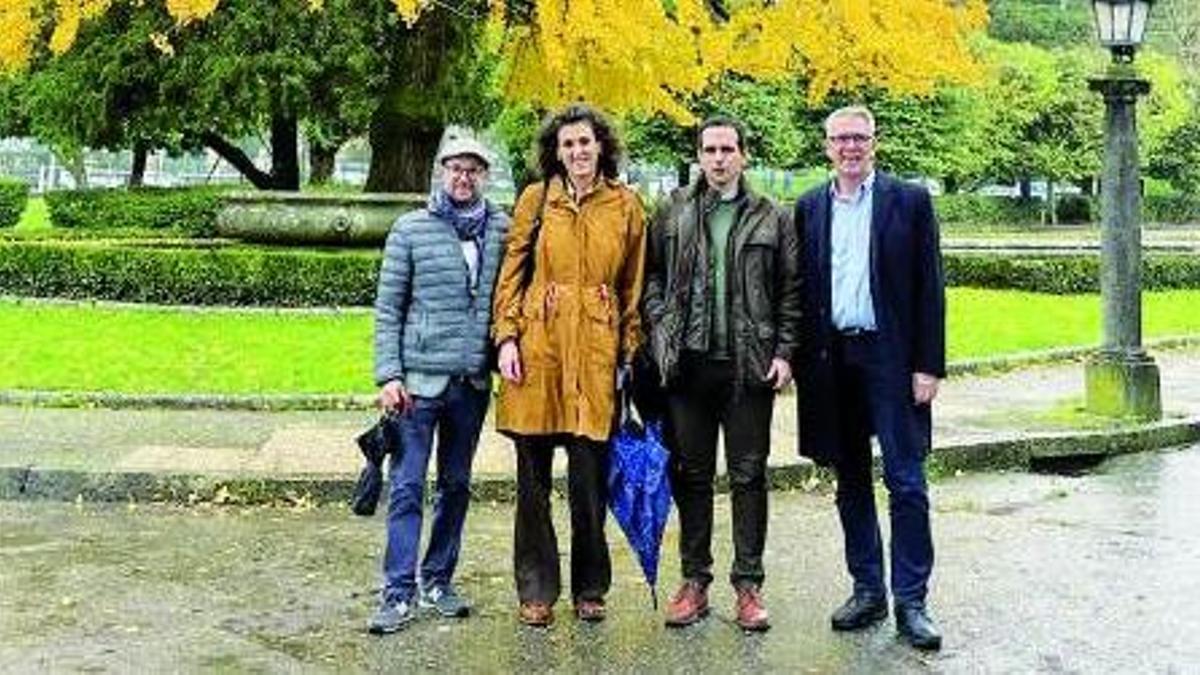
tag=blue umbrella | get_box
[608,396,673,608]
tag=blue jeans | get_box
[382,378,490,604]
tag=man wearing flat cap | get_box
[368,136,509,634]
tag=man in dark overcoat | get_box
[793,105,946,651]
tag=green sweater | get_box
[706,199,737,358]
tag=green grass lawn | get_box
[15,197,51,231]
[2,289,1199,395]
[0,302,369,395]
[947,288,1200,359]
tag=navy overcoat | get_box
[792,172,946,466]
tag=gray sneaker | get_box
[419,584,471,618]
[368,599,415,634]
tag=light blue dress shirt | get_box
[829,172,877,331]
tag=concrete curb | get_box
[4,337,1197,412]
[4,417,1197,506]
[946,336,1200,377]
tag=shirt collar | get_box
[829,171,876,205]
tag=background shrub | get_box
[1053,194,1095,224]
[937,193,1200,226]
[2,242,1198,306]
[945,254,1200,294]
[0,178,30,229]
[935,195,1045,226]
[0,241,380,306]
[43,186,226,236]
[1143,194,1200,225]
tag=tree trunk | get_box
[200,113,300,190]
[1018,178,1033,200]
[943,175,959,194]
[1047,179,1058,226]
[54,149,87,189]
[269,113,300,190]
[128,141,149,188]
[202,133,274,189]
[676,160,691,190]
[364,109,442,193]
[309,141,339,185]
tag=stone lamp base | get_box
[1085,351,1162,421]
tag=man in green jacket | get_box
[642,115,801,632]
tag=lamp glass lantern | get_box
[1091,0,1154,61]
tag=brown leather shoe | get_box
[517,601,554,627]
[664,580,709,627]
[735,585,770,632]
[574,599,606,623]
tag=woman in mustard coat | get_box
[492,105,646,627]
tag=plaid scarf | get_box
[428,188,488,244]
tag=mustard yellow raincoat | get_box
[493,177,646,442]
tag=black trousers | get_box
[667,358,775,589]
[513,434,611,605]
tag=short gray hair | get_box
[824,106,876,137]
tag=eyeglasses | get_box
[445,164,485,178]
[827,133,874,146]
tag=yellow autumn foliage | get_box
[0,0,987,120]
[164,0,222,25]
[0,0,36,73]
[50,0,115,55]
[499,0,989,120]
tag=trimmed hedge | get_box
[1144,194,1200,225]
[2,242,1198,306]
[936,193,1200,226]
[0,226,224,243]
[44,186,226,236]
[935,195,1045,226]
[0,178,30,229]
[946,254,1200,294]
[0,241,380,306]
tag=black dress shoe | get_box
[895,604,942,651]
[831,594,889,631]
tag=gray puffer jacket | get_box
[373,202,510,386]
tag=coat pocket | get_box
[581,291,619,370]
[742,227,778,326]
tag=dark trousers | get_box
[667,358,774,589]
[832,333,934,608]
[513,434,611,605]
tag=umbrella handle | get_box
[619,387,643,431]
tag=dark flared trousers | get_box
[512,434,611,606]
[667,358,774,589]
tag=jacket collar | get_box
[547,174,622,207]
[687,174,771,213]
[829,170,877,205]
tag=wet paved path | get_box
[2,445,1198,673]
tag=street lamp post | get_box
[1085,0,1161,420]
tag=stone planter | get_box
[216,191,425,245]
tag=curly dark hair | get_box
[534,104,623,181]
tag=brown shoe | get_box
[574,599,606,623]
[518,601,554,627]
[664,580,709,627]
[735,585,770,632]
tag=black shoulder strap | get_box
[520,178,551,291]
